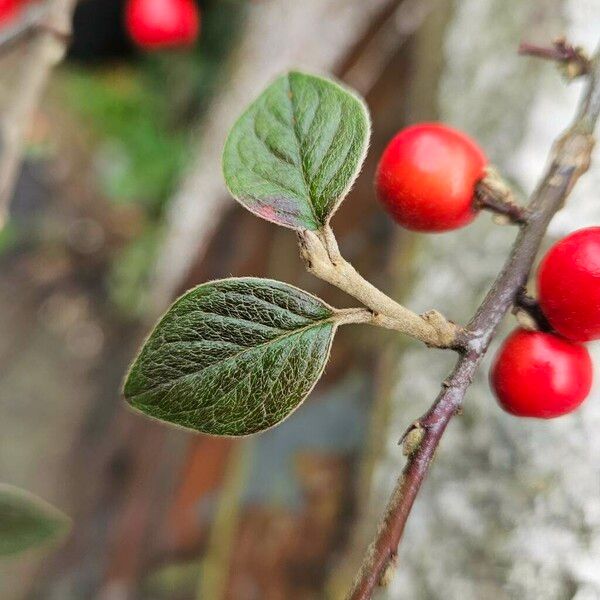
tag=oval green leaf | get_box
[222,71,370,230]
[124,278,340,436]
[0,484,70,558]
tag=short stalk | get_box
[475,167,529,225]
[298,225,459,348]
[513,288,553,332]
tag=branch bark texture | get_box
[348,42,600,600]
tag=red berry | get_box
[0,0,22,24]
[125,0,200,50]
[490,329,592,418]
[375,123,487,232]
[538,227,600,342]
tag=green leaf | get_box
[222,71,370,230]
[0,484,70,558]
[124,278,341,436]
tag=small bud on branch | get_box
[519,37,591,80]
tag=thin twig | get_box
[347,41,600,600]
[298,225,460,348]
[519,37,591,79]
[0,0,78,228]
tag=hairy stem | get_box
[347,40,600,600]
[298,225,460,348]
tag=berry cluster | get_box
[376,124,597,419]
[0,0,201,51]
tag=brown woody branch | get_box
[0,0,78,228]
[348,40,600,600]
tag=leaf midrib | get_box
[285,73,322,228]
[128,313,336,403]
[144,334,302,422]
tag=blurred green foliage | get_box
[143,560,200,598]
[108,224,163,316]
[64,67,187,212]
[62,0,246,316]
[0,222,20,256]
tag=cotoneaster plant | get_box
[123,72,402,436]
[124,71,474,436]
[123,38,600,599]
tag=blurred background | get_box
[1,0,600,598]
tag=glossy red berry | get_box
[490,329,592,418]
[375,123,487,232]
[537,227,600,342]
[125,0,200,50]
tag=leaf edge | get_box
[122,277,344,437]
[0,483,71,559]
[221,70,372,231]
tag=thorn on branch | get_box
[475,167,529,225]
[519,37,591,80]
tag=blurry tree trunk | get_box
[346,1,600,599]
